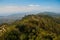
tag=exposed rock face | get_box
[0,25,7,36]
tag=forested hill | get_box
[0,14,60,40]
[0,12,60,24]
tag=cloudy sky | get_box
[0,0,60,16]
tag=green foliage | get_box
[0,14,60,40]
[4,30,20,40]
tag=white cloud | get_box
[0,5,60,15]
[28,4,40,7]
[0,6,31,13]
[0,5,41,14]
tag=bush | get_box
[4,30,20,40]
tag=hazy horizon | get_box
[0,0,60,16]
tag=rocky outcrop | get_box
[0,25,7,36]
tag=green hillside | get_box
[0,14,60,40]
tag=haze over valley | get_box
[0,0,60,40]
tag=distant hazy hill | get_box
[0,13,26,24]
[0,12,60,24]
[38,12,60,17]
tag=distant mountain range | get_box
[0,13,26,24]
[38,12,60,17]
[0,12,60,24]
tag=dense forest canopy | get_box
[0,13,60,40]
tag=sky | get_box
[0,0,60,16]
